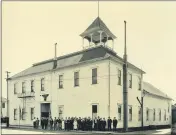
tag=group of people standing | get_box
[33,116,118,131]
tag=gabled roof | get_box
[143,81,172,100]
[80,17,117,40]
[10,45,145,79]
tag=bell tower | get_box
[80,17,117,49]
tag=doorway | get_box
[41,103,51,118]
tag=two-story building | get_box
[8,17,172,129]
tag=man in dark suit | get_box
[107,117,112,131]
[113,117,118,131]
[103,118,106,131]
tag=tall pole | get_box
[123,20,128,132]
[5,71,10,118]
[141,68,144,130]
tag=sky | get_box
[2,1,176,103]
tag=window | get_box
[168,103,170,113]
[14,83,17,94]
[31,80,34,92]
[22,82,26,93]
[117,69,121,85]
[14,109,17,120]
[58,105,64,118]
[138,106,141,121]
[31,108,34,120]
[146,108,149,121]
[117,104,122,121]
[74,72,79,87]
[138,77,141,90]
[129,106,132,121]
[92,68,97,84]
[153,109,155,121]
[41,78,44,91]
[159,109,161,121]
[164,109,166,121]
[59,75,63,88]
[22,108,26,120]
[2,102,5,108]
[129,73,132,88]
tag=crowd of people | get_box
[33,116,118,131]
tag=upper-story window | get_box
[31,80,34,92]
[41,78,45,91]
[14,83,17,94]
[74,72,79,87]
[129,73,132,88]
[118,69,121,85]
[59,75,63,89]
[22,82,26,93]
[138,77,141,90]
[92,68,97,84]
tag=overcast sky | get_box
[2,1,176,103]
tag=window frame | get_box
[138,77,141,90]
[92,68,97,84]
[129,73,132,88]
[31,108,34,120]
[117,69,121,85]
[14,83,17,94]
[22,108,26,120]
[14,109,17,120]
[22,82,26,93]
[138,106,141,121]
[117,104,122,121]
[129,105,132,121]
[31,80,34,92]
[59,75,63,89]
[146,108,149,121]
[41,78,45,91]
[74,71,79,87]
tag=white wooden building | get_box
[8,17,172,129]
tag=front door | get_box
[41,103,50,118]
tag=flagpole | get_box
[123,20,128,132]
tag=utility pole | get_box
[5,71,10,117]
[123,20,128,132]
[5,71,10,127]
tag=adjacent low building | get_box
[8,17,172,129]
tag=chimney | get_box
[53,43,57,69]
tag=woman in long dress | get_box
[62,118,65,130]
[73,118,77,130]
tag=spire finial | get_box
[98,0,99,18]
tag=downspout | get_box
[108,57,111,117]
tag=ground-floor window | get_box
[117,104,122,121]
[58,105,64,118]
[159,109,161,121]
[129,106,132,121]
[14,109,17,120]
[22,108,26,120]
[153,109,155,121]
[138,106,141,121]
[31,108,34,120]
[164,109,166,121]
[146,108,149,121]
